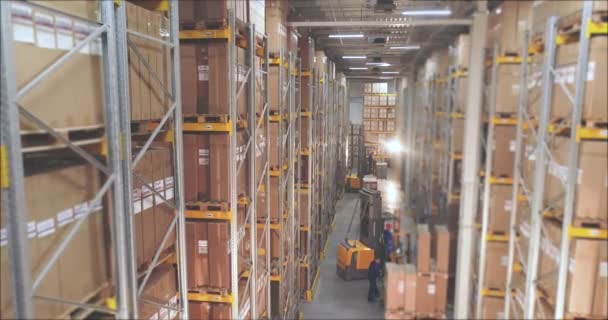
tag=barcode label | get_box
[57,208,74,227]
[37,218,56,238]
[198,240,208,254]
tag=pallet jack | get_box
[336,197,375,281]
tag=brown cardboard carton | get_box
[493,65,522,114]
[139,265,177,319]
[417,224,431,273]
[271,229,281,259]
[435,226,450,273]
[269,177,281,220]
[384,263,406,310]
[180,43,198,116]
[486,1,531,54]
[481,296,505,319]
[189,301,211,320]
[266,7,288,54]
[553,37,608,121]
[32,0,99,21]
[154,146,175,254]
[269,122,281,167]
[300,196,310,226]
[1,164,110,319]
[488,185,513,233]
[592,242,608,317]
[455,34,471,70]
[529,1,608,36]
[186,220,208,289]
[208,221,231,290]
[299,36,315,70]
[415,273,436,315]
[483,242,508,290]
[434,272,448,314]
[453,119,465,153]
[547,137,607,221]
[567,239,601,315]
[491,126,516,177]
[404,264,417,313]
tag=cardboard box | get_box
[529,1,608,36]
[415,273,436,315]
[435,226,450,273]
[553,37,607,121]
[434,272,448,314]
[453,119,465,153]
[481,296,505,319]
[0,163,110,319]
[14,2,105,131]
[385,263,406,310]
[592,242,608,317]
[488,185,513,233]
[491,126,516,177]
[493,65,522,114]
[417,224,431,273]
[547,137,607,221]
[483,242,508,290]
[486,1,531,54]
[185,220,231,291]
[266,7,288,54]
[139,265,178,320]
[455,34,471,70]
[300,196,310,226]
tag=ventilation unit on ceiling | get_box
[374,0,396,13]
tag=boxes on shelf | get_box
[435,226,450,273]
[455,34,471,70]
[14,1,105,131]
[493,65,521,114]
[453,118,465,153]
[178,0,247,27]
[546,137,607,222]
[529,1,608,36]
[185,220,231,291]
[183,132,249,205]
[490,126,516,177]
[384,263,417,313]
[417,224,431,273]
[486,1,531,54]
[480,296,504,319]
[482,242,508,290]
[415,272,436,315]
[139,265,178,320]
[487,185,513,233]
[0,163,110,319]
[189,301,231,320]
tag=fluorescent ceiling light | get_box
[382,71,399,74]
[329,34,364,38]
[343,56,366,59]
[349,67,368,70]
[401,9,451,16]
[390,45,420,50]
[366,62,391,67]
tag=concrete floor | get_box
[300,192,385,319]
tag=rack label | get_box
[56,208,74,227]
[34,11,55,49]
[197,65,208,81]
[198,148,209,166]
[0,228,7,247]
[427,284,436,295]
[27,221,36,239]
[198,240,208,254]
[74,202,89,219]
[36,218,56,238]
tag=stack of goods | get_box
[178,1,267,319]
[362,82,397,158]
[297,34,316,297]
[267,0,300,316]
[384,224,450,319]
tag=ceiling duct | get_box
[374,0,396,13]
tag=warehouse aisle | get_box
[300,192,384,319]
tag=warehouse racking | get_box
[503,2,608,319]
[1,1,188,318]
[179,7,272,319]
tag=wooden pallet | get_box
[59,282,112,319]
[189,286,229,297]
[559,10,608,36]
[180,19,228,31]
[21,125,105,153]
[573,217,608,230]
[186,201,230,212]
[184,114,230,124]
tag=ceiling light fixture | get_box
[342,56,366,59]
[329,34,364,38]
[366,62,391,67]
[349,67,368,70]
[401,9,452,16]
[390,45,421,50]
[382,71,399,74]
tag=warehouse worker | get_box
[367,257,381,302]
[366,152,375,175]
[383,224,394,262]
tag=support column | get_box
[453,4,488,318]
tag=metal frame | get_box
[504,3,603,319]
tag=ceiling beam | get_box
[287,18,472,28]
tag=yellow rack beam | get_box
[185,209,232,221]
[269,115,282,122]
[490,117,519,126]
[188,292,233,304]
[180,28,231,40]
[270,169,282,177]
[299,226,309,232]
[452,70,468,78]
[568,226,608,240]
[485,233,509,242]
[488,176,513,185]
[496,55,531,65]
[576,126,608,142]
[301,111,312,117]
[301,71,312,77]
[587,20,608,38]
[451,112,465,119]
[183,121,233,133]
[270,275,281,282]
[481,288,506,298]
[450,152,463,160]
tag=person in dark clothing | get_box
[366,153,374,175]
[383,224,394,262]
[367,258,381,302]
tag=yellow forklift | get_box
[336,188,386,280]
